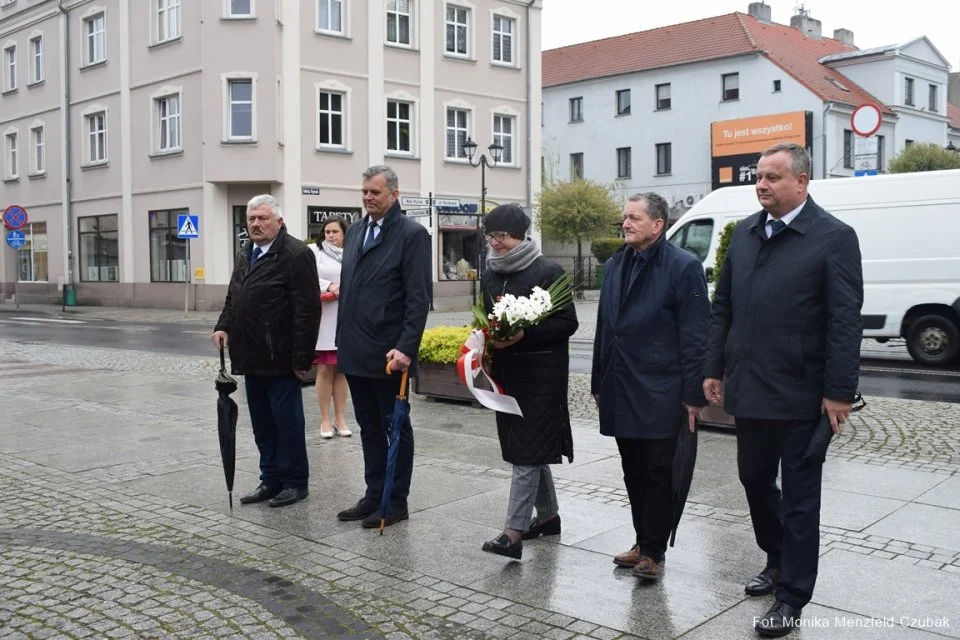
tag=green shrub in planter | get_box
[418,325,472,364]
[590,237,624,264]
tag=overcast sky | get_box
[542,0,959,71]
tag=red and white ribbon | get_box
[456,329,523,416]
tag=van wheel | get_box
[906,315,960,366]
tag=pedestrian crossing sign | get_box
[177,214,200,239]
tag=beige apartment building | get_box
[0,0,543,310]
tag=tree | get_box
[536,178,621,292]
[887,143,960,173]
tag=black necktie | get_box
[768,219,786,237]
[621,251,637,299]
[249,246,262,266]
[363,223,377,250]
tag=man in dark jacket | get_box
[335,165,431,528]
[703,142,863,638]
[592,192,709,581]
[212,194,321,508]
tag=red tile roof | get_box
[949,103,960,130]
[543,12,891,112]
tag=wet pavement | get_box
[1,325,959,639]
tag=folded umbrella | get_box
[215,345,239,509]
[669,407,698,548]
[379,362,410,534]
[804,392,867,464]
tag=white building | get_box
[541,2,959,232]
[0,0,543,310]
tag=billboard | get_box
[710,111,813,190]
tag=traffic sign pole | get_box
[184,240,191,317]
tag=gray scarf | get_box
[321,240,343,263]
[487,237,542,274]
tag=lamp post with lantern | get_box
[462,137,503,305]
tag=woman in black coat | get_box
[478,205,578,560]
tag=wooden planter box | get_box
[414,362,475,403]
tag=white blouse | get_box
[311,244,342,351]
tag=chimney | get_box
[747,2,772,22]
[790,6,822,39]
[833,28,855,46]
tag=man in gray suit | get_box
[335,165,431,528]
[703,142,863,637]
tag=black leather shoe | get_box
[755,600,802,637]
[239,484,281,504]
[337,497,378,521]
[521,514,561,540]
[745,566,781,596]
[269,487,308,507]
[361,509,409,529]
[482,533,522,559]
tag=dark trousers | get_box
[346,375,415,511]
[616,437,676,562]
[244,374,309,490]
[736,417,823,609]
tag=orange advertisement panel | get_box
[711,111,809,157]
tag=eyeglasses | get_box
[484,232,510,242]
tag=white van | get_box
[665,169,960,367]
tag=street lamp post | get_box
[462,137,503,305]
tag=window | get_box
[656,142,671,175]
[722,73,739,101]
[445,107,469,159]
[387,100,411,153]
[492,15,513,64]
[905,139,914,147]
[569,97,582,122]
[616,147,631,178]
[317,90,344,147]
[157,0,181,41]
[445,5,469,56]
[904,77,914,106]
[877,135,885,171]
[843,129,853,169]
[386,0,410,46]
[228,0,253,17]
[29,125,44,175]
[655,83,670,110]
[3,45,16,91]
[493,114,513,164]
[773,79,781,92]
[149,209,189,282]
[85,13,106,65]
[318,0,342,33]
[616,89,630,115]
[156,94,181,152]
[86,112,107,163]
[17,222,48,282]
[4,131,17,179]
[78,215,119,282]
[233,205,249,256]
[29,37,42,84]
[668,219,714,262]
[929,84,938,112]
[570,152,583,180]
[228,78,253,139]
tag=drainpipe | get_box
[57,0,74,302]
[525,0,535,210]
[821,101,833,180]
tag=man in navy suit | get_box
[703,143,863,637]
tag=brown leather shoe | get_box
[613,544,641,567]
[632,555,664,580]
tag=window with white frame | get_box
[228,0,253,17]
[317,90,344,147]
[387,100,411,153]
[85,13,106,65]
[157,0,181,42]
[29,36,42,84]
[156,94,181,152]
[387,0,410,45]
[445,5,469,56]
[86,112,107,163]
[492,114,513,164]
[317,0,342,33]
[30,125,44,175]
[492,15,513,64]
[445,107,469,159]
[4,131,18,179]
[227,78,253,139]
[3,45,16,91]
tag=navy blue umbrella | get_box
[669,407,697,548]
[379,365,410,534]
[215,346,239,509]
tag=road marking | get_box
[862,365,960,378]
[7,316,86,324]
[181,330,212,335]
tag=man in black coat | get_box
[213,194,321,508]
[703,143,863,637]
[335,165,431,529]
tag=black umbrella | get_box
[215,345,239,509]
[379,365,410,534]
[804,392,867,464]
[669,407,698,548]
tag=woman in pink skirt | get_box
[311,217,351,438]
